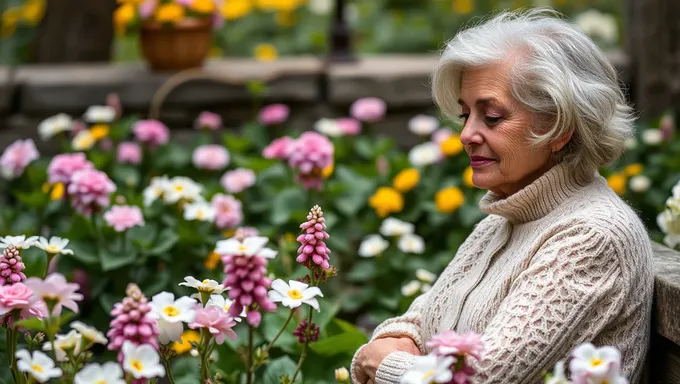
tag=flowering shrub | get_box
[113,0,228,36]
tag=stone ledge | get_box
[652,242,680,345]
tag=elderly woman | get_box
[351,9,654,384]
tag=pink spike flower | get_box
[67,169,116,216]
[107,283,160,360]
[296,205,331,269]
[287,132,334,190]
[0,246,26,286]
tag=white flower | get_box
[215,236,277,259]
[335,367,350,382]
[546,360,571,384]
[0,235,38,249]
[408,142,442,166]
[268,279,324,311]
[415,269,436,283]
[207,294,246,321]
[163,177,203,204]
[122,341,165,379]
[657,208,680,248]
[379,217,414,237]
[642,129,663,146]
[149,292,197,344]
[70,321,107,345]
[308,0,333,15]
[72,130,96,151]
[574,9,618,45]
[315,118,343,137]
[629,175,651,193]
[401,280,421,296]
[43,330,82,362]
[397,233,425,254]
[179,276,226,294]
[408,115,440,136]
[36,236,74,255]
[358,235,389,257]
[569,343,626,383]
[75,362,126,384]
[400,354,455,384]
[83,105,116,123]
[38,113,73,141]
[143,176,170,206]
[624,138,637,150]
[16,350,63,383]
[183,201,216,222]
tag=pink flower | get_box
[221,168,256,193]
[107,283,159,359]
[350,97,386,122]
[132,119,170,147]
[47,152,94,185]
[67,169,116,216]
[188,306,237,344]
[660,112,675,141]
[117,142,142,165]
[20,299,48,320]
[432,128,454,145]
[0,283,36,315]
[0,139,39,179]
[376,155,389,176]
[296,205,331,269]
[192,144,230,170]
[263,136,294,160]
[221,252,276,327]
[258,104,289,126]
[0,246,26,286]
[287,132,334,190]
[235,227,259,238]
[107,93,123,119]
[195,111,222,130]
[211,193,243,229]
[426,330,485,361]
[337,117,361,135]
[138,0,156,18]
[24,273,84,316]
[104,205,145,232]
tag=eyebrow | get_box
[457,97,500,107]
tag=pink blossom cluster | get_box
[221,250,276,327]
[188,306,237,344]
[67,168,117,216]
[220,168,256,194]
[192,144,230,170]
[194,111,223,131]
[292,319,319,344]
[0,246,26,286]
[25,273,83,316]
[107,283,160,358]
[296,205,331,269]
[117,142,142,165]
[0,282,48,324]
[0,139,39,179]
[336,117,362,135]
[258,104,290,126]
[263,137,294,160]
[426,331,485,384]
[47,152,94,185]
[288,132,334,190]
[132,119,170,147]
[211,193,243,229]
[350,97,386,122]
[104,205,145,232]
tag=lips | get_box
[469,155,496,167]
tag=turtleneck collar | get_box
[478,163,598,224]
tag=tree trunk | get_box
[30,0,117,63]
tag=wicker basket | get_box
[139,18,213,72]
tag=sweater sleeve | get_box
[373,225,626,383]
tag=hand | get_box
[356,337,421,383]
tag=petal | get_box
[303,298,320,311]
[137,344,161,365]
[258,247,278,259]
[15,349,31,362]
[571,343,595,360]
[281,298,301,309]
[288,280,309,292]
[151,292,175,307]
[302,286,323,299]
[243,236,269,255]
[174,296,198,310]
[268,290,285,302]
[102,362,124,378]
[270,279,290,295]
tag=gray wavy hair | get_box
[431,8,635,175]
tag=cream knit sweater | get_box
[351,164,654,384]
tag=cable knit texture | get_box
[351,164,654,384]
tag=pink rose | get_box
[350,97,386,122]
[192,144,230,170]
[426,330,485,360]
[220,168,256,194]
[0,283,35,315]
[47,152,94,185]
[258,104,289,126]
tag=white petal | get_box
[303,286,323,299]
[270,279,290,295]
[288,280,309,292]
[303,297,320,311]
[243,236,269,255]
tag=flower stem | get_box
[44,253,55,279]
[291,307,314,383]
[264,309,295,352]
[246,324,254,384]
[6,326,20,384]
[199,328,211,382]
[162,356,177,384]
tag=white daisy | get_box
[0,235,38,249]
[122,341,165,379]
[72,130,96,151]
[35,236,74,255]
[183,201,216,222]
[83,105,116,124]
[148,292,197,344]
[38,113,73,141]
[16,350,63,383]
[569,343,625,382]
[401,280,421,297]
[397,233,425,254]
[42,330,82,362]
[408,142,442,167]
[641,129,663,146]
[162,177,203,204]
[401,354,455,384]
[408,115,439,136]
[358,235,389,257]
[206,295,246,321]
[179,276,226,294]
[546,361,570,384]
[75,362,125,384]
[70,321,107,345]
[268,279,324,311]
[629,175,651,193]
[314,118,343,137]
[215,236,277,259]
[415,269,437,283]
[379,217,414,237]
[143,176,170,207]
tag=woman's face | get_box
[458,64,558,198]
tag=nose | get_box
[459,119,484,147]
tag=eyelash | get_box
[458,114,502,125]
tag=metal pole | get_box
[328,0,356,63]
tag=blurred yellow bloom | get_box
[114,4,136,33]
[607,173,626,195]
[452,0,473,15]
[393,168,420,192]
[369,187,404,218]
[463,166,474,188]
[435,186,464,213]
[275,11,297,27]
[21,0,45,26]
[221,0,252,20]
[256,0,303,12]
[440,135,464,157]
[624,163,643,177]
[204,250,222,270]
[42,182,65,200]
[72,131,96,151]
[322,161,334,179]
[155,3,185,23]
[254,43,278,62]
[89,124,110,141]
[1,8,20,39]
[172,330,201,354]
[284,232,296,243]
[191,0,216,14]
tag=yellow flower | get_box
[393,169,420,192]
[463,166,474,188]
[369,187,404,218]
[114,4,136,33]
[204,250,222,270]
[607,173,626,195]
[275,11,297,27]
[72,131,96,151]
[191,0,216,14]
[155,3,185,23]
[1,8,20,39]
[89,124,110,141]
[20,0,45,26]
[440,135,464,157]
[322,161,334,179]
[172,330,201,354]
[256,0,303,11]
[435,186,465,213]
[221,0,252,20]
[42,182,65,200]
[452,0,473,15]
[254,43,278,62]
[624,163,643,177]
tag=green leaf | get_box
[16,318,45,332]
[346,261,378,282]
[240,122,270,149]
[111,166,141,188]
[12,212,38,234]
[172,356,201,384]
[100,248,137,271]
[147,228,179,256]
[67,240,100,265]
[354,137,375,159]
[263,356,298,384]
[261,311,298,353]
[15,190,48,208]
[270,188,306,225]
[21,248,47,278]
[67,215,95,240]
[128,223,159,249]
[309,322,367,356]
[223,132,252,153]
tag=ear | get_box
[551,129,574,152]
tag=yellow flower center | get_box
[45,245,60,253]
[202,279,210,284]
[197,210,205,220]
[32,364,44,373]
[131,359,144,372]
[96,380,106,384]
[174,185,184,192]
[164,305,179,317]
[224,304,230,311]
[590,358,604,367]
[287,289,303,300]
[422,369,435,379]
[238,244,248,252]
